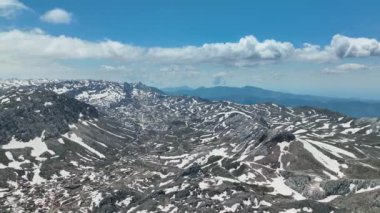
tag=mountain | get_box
[0,80,380,212]
[163,86,380,118]
[161,86,194,93]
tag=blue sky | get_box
[0,0,380,99]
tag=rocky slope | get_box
[0,79,380,213]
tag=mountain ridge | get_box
[162,85,380,118]
[0,79,380,212]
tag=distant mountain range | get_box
[162,86,380,118]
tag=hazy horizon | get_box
[2,77,380,101]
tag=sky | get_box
[0,0,380,100]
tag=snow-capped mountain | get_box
[0,79,380,212]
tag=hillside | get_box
[0,80,379,212]
[163,86,380,118]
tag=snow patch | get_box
[63,133,105,158]
[294,129,308,135]
[1,132,55,161]
[116,197,132,207]
[355,185,380,194]
[44,102,53,106]
[31,166,46,184]
[268,177,305,200]
[91,191,103,207]
[318,195,340,203]
[300,138,346,178]
[59,170,70,178]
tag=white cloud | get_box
[40,8,73,24]
[156,65,200,80]
[0,0,28,18]
[101,65,131,72]
[322,63,370,74]
[147,36,295,66]
[0,28,380,72]
[331,34,380,58]
[295,35,380,62]
[295,43,336,62]
[0,29,295,66]
[335,63,369,70]
[0,29,143,60]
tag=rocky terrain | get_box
[0,79,380,213]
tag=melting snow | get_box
[117,197,132,207]
[157,204,177,212]
[164,186,179,194]
[220,203,240,213]
[31,167,46,184]
[300,138,346,178]
[303,207,313,212]
[2,151,31,170]
[62,133,105,158]
[238,172,256,182]
[279,208,302,213]
[59,170,71,178]
[1,132,55,160]
[268,177,305,200]
[69,124,78,129]
[70,161,79,167]
[44,102,53,106]
[88,122,128,139]
[355,185,380,194]
[341,127,366,134]
[91,191,103,207]
[306,139,356,159]
[211,191,228,201]
[159,154,189,160]
[293,129,308,134]
[57,138,65,144]
[0,188,8,198]
[340,120,353,128]
[0,98,10,104]
[53,86,70,94]
[278,142,290,170]
[254,155,265,161]
[198,181,211,189]
[318,195,340,203]
[76,87,125,107]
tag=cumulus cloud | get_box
[40,8,73,24]
[0,29,295,66]
[148,36,295,66]
[0,0,28,18]
[0,29,143,60]
[295,43,336,62]
[0,28,380,69]
[331,34,380,58]
[296,35,380,62]
[322,63,370,74]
